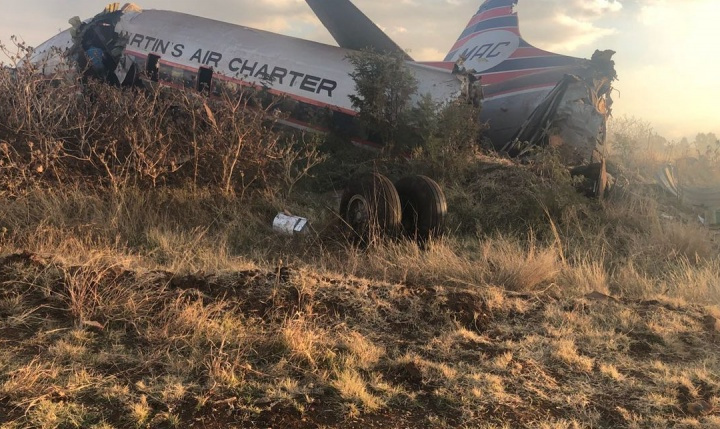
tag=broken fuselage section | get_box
[497,50,617,196]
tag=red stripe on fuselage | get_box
[483,82,556,99]
[509,47,559,59]
[417,61,455,70]
[415,62,573,86]
[479,69,558,85]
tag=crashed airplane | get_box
[26,0,617,239]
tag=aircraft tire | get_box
[340,173,402,242]
[394,175,447,243]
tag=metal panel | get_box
[116,9,460,114]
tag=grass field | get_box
[1,63,719,428]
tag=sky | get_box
[0,0,718,141]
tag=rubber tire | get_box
[394,175,447,242]
[340,173,402,242]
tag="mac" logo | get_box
[449,30,520,72]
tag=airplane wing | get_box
[305,0,413,60]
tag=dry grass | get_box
[1,52,720,428]
[0,168,718,428]
[1,243,718,428]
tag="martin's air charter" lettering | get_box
[125,32,338,97]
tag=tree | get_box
[695,132,720,163]
[346,50,418,154]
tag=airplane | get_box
[24,0,616,238]
[28,0,615,157]
[306,0,615,161]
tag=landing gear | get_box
[340,173,402,242]
[340,173,447,244]
[395,175,447,242]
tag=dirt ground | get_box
[1,252,719,428]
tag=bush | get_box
[0,49,324,198]
[346,50,418,154]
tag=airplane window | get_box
[197,66,213,92]
[183,69,196,89]
[159,63,172,82]
[212,78,223,97]
[146,54,160,82]
[171,68,184,86]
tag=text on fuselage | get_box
[125,32,338,97]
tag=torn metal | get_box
[66,4,138,86]
[503,50,616,165]
[656,164,720,227]
[497,50,616,196]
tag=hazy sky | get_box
[1,0,717,141]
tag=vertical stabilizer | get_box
[444,0,582,84]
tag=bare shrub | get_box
[0,46,324,197]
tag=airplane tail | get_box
[440,0,583,84]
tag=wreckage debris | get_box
[26,0,618,202]
[656,163,720,228]
[273,213,309,236]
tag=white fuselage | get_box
[28,6,604,152]
[32,9,462,117]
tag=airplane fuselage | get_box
[29,1,614,162]
[34,9,462,118]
